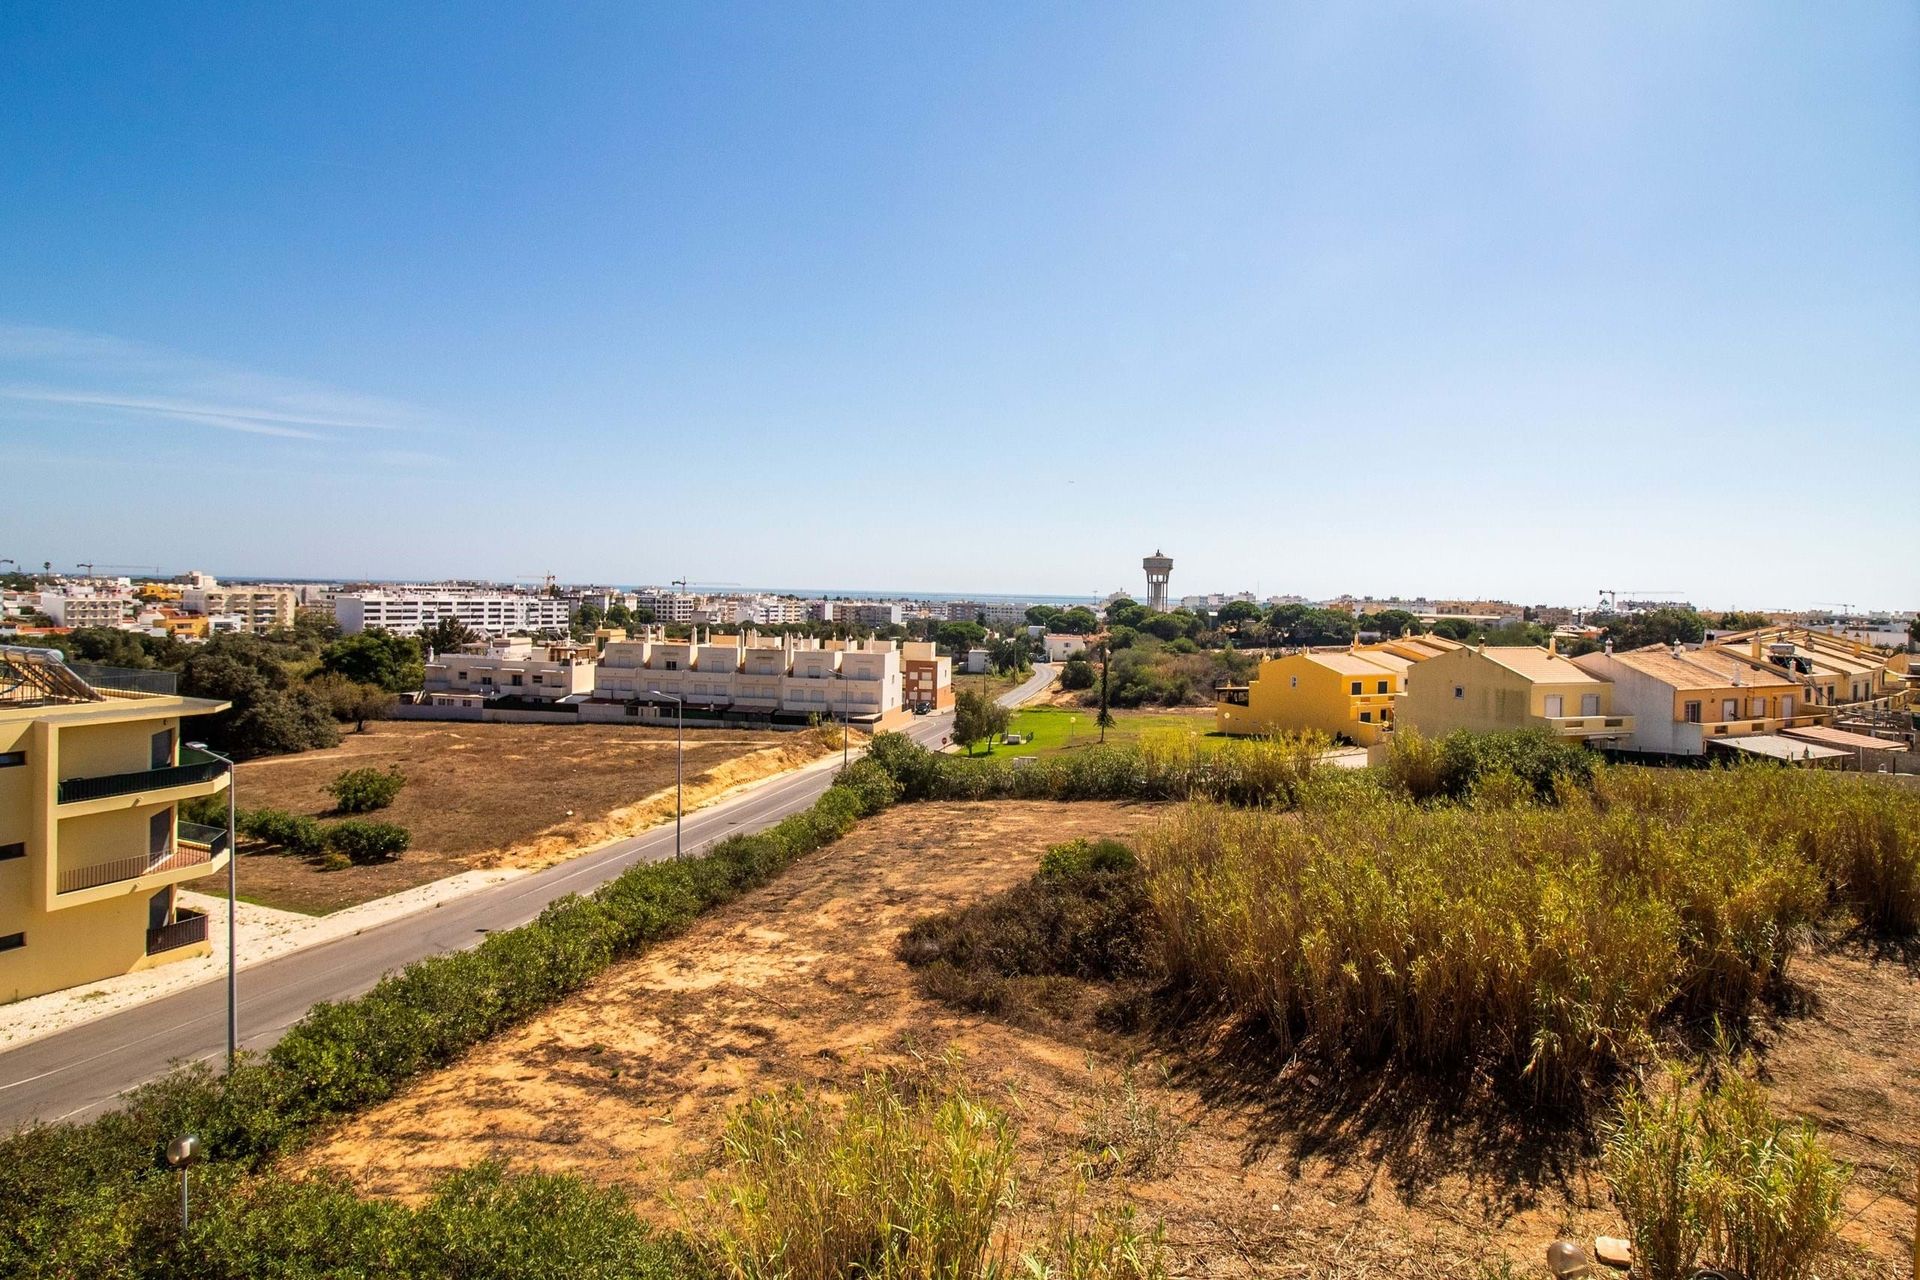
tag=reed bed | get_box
[1138,794,1829,1103]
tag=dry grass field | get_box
[295,799,1918,1276]
[189,720,841,914]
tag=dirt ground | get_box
[300,802,1917,1277]
[188,721,839,914]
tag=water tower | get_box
[1142,550,1173,612]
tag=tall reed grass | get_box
[1138,793,1827,1102]
[1604,1067,1848,1280]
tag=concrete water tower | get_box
[1142,550,1173,612]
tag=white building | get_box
[181,586,297,634]
[946,600,1030,626]
[421,639,598,707]
[334,590,575,636]
[36,592,131,629]
[1043,633,1092,663]
[590,629,909,728]
[731,595,811,626]
[812,600,905,628]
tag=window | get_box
[1289,676,1298,688]
[1376,680,1388,694]
[1581,694,1600,716]
[1721,699,1738,721]
[0,751,23,768]
[510,674,524,686]
[1350,681,1362,696]
[1359,711,1372,723]
[1781,695,1794,719]
[1684,701,1702,723]
[0,842,23,861]
[150,728,175,769]
[665,660,679,671]
[531,675,544,684]
[1453,686,1464,700]
[1749,698,1766,718]
[0,932,22,952]
[150,809,172,858]
[1544,695,1564,718]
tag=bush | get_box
[325,765,406,813]
[1605,1068,1848,1280]
[1060,657,1096,691]
[834,757,902,817]
[1385,727,1596,802]
[323,819,411,864]
[239,808,327,857]
[0,759,901,1273]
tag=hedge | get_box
[0,766,883,1279]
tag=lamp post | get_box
[166,1134,202,1232]
[648,690,683,858]
[186,742,237,1067]
[835,670,850,767]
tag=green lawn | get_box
[962,706,1225,758]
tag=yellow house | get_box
[1,646,232,1002]
[1217,643,1421,745]
[1399,642,1633,743]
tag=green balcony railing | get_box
[57,746,229,805]
[176,819,231,856]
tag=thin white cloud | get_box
[0,322,433,444]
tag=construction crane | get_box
[74,562,162,577]
[1598,588,1682,612]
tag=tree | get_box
[1604,608,1707,651]
[1047,606,1099,635]
[1216,600,1263,629]
[182,635,339,758]
[934,620,988,654]
[308,671,392,732]
[952,690,1010,755]
[570,602,605,641]
[1362,609,1419,638]
[1104,598,1149,630]
[1431,617,1476,641]
[1024,605,1062,628]
[422,617,478,655]
[988,636,1030,675]
[1096,641,1114,732]
[321,629,424,692]
[1716,611,1772,632]
[1060,657,1095,690]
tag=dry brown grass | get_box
[187,720,839,913]
[294,801,1918,1277]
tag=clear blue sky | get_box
[2,3,1915,610]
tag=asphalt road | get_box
[0,665,1056,1128]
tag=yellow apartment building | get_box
[1,646,232,1002]
[1215,637,1455,745]
[1570,642,1814,758]
[1399,641,1633,744]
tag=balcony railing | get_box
[176,819,231,857]
[146,909,209,955]
[66,663,180,697]
[57,746,228,805]
[58,841,213,895]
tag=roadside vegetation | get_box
[7,727,1913,1277]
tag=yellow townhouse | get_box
[1399,640,1632,744]
[1215,637,1457,745]
[1569,641,1814,759]
[1,645,232,1002]
[1712,626,1912,710]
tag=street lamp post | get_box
[648,690,683,858]
[835,670,850,767]
[187,742,238,1067]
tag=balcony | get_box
[57,746,228,805]
[177,819,232,857]
[58,840,214,895]
[146,909,209,956]
[1541,714,1635,739]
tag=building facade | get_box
[334,590,575,635]
[901,641,953,712]
[181,586,297,634]
[36,592,131,629]
[421,640,598,707]
[0,647,232,1002]
[1399,642,1632,743]
[1570,643,1811,757]
[589,630,916,729]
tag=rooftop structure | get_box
[1142,551,1173,613]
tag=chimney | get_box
[1604,637,1614,655]
[1547,636,1558,657]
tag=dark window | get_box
[1376,680,1388,694]
[1453,686,1464,700]
[0,751,23,768]
[150,809,172,857]
[1684,701,1702,724]
[150,728,175,769]
[0,842,24,861]
[1359,711,1373,723]
[1350,681,1362,695]
[0,932,22,952]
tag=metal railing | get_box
[66,663,180,696]
[57,746,228,805]
[146,909,209,955]
[176,819,231,856]
[58,842,213,895]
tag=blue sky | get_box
[2,3,1914,609]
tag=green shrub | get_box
[1386,727,1596,802]
[1038,837,1137,880]
[834,757,903,817]
[1605,1068,1848,1280]
[239,808,327,857]
[322,819,411,864]
[324,764,406,813]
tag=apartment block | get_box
[181,586,297,634]
[811,600,905,628]
[421,639,597,707]
[36,592,131,629]
[590,629,914,728]
[334,589,575,635]
[901,641,953,712]
[945,600,1030,626]
[0,647,232,1002]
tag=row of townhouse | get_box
[414,629,954,727]
[1,646,233,1003]
[1217,627,1914,766]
